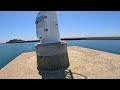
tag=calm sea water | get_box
[0,40,120,69]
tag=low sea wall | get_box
[0,46,120,79]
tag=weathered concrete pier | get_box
[0,46,120,79]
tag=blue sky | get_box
[0,11,120,43]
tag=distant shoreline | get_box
[0,37,120,44]
[62,37,120,40]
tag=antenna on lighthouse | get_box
[35,11,70,79]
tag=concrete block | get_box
[35,41,70,73]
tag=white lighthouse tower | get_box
[35,11,69,79]
[36,11,60,44]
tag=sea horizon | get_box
[0,40,120,69]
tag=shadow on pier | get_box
[38,69,87,79]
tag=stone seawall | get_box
[0,46,120,79]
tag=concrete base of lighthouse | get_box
[35,41,70,79]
